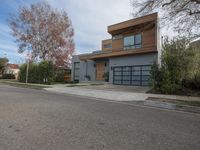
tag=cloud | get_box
[0,22,25,63]
[47,0,133,54]
[2,0,158,63]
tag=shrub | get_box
[19,64,27,82]
[1,74,15,79]
[84,75,91,81]
[38,61,53,84]
[53,70,65,82]
[150,37,198,94]
[103,72,109,82]
[19,61,54,84]
[183,72,200,90]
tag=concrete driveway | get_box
[46,83,200,102]
[82,83,150,93]
[0,84,200,150]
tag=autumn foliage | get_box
[9,2,75,67]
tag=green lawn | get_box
[0,80,51,90]
[147,97,200,107]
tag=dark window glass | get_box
[112,34,123,40]
[124,35,135,50]
[135,34,142,48]
[123,33,142,50]
[103,44,112,48]
[74,62,80,81]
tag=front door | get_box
[96,63,105,81]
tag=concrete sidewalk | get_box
[45,84,200,102]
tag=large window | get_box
[74,62,80,81]
[123,33,142,50]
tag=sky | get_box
[0,0,134,64]
[0,0,177,65]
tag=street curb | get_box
[144,100,200,114]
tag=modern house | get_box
[72,13,161,86]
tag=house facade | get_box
[4,64,20,79]
[72,13,161,86]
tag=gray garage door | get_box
[113,65,151,86]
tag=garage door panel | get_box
[132,71,140,75]
[113,65,151,86]
[142,81,149,86]
[114,80,122,84]
[132,81,141,86]
[142,66,151,70]
[142,70,151,75]
[114,71,122,75]
[114,67,122,71]
[142,75,150,80]
[122,80,131,85]
[123,67,131,71]
[132,75,141,80]
[123,71,131,75]
[114,76,122,80]
[122,76,131,80]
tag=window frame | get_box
[123,33,142,50]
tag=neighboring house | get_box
[72,13,161,86]
[4,64,20,79]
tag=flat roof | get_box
[108,12,157,34]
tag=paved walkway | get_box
[45,84,200,102]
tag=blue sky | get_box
[0,0,41,63]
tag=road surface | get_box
[0,84,200,150]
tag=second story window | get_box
[123,33,142,50]
[103,44,112,49]
[112,34,122,40]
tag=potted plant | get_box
[84,75,91,81]
[103,72,109,82]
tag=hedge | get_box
[19,61,53,84]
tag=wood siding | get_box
[80,47,157,60]
[111,26,156,52]
[102,39,112,51]
[112,38,123,51]
[108,13,157,34]
[79,13,158,60]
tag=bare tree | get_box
[9,2,75,67]
[132,0,200,39]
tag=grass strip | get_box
[147,97,200,107]
[0,80,50,90]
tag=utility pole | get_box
[25,51,31,84]
[25,58,29,83]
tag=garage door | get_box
[113,65,151,86]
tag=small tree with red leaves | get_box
[9,2,75,68]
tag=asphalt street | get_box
[0,84,200,150]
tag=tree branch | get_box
[189,11,200,15]
[190,0,200,4]
[162,0,176,7]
